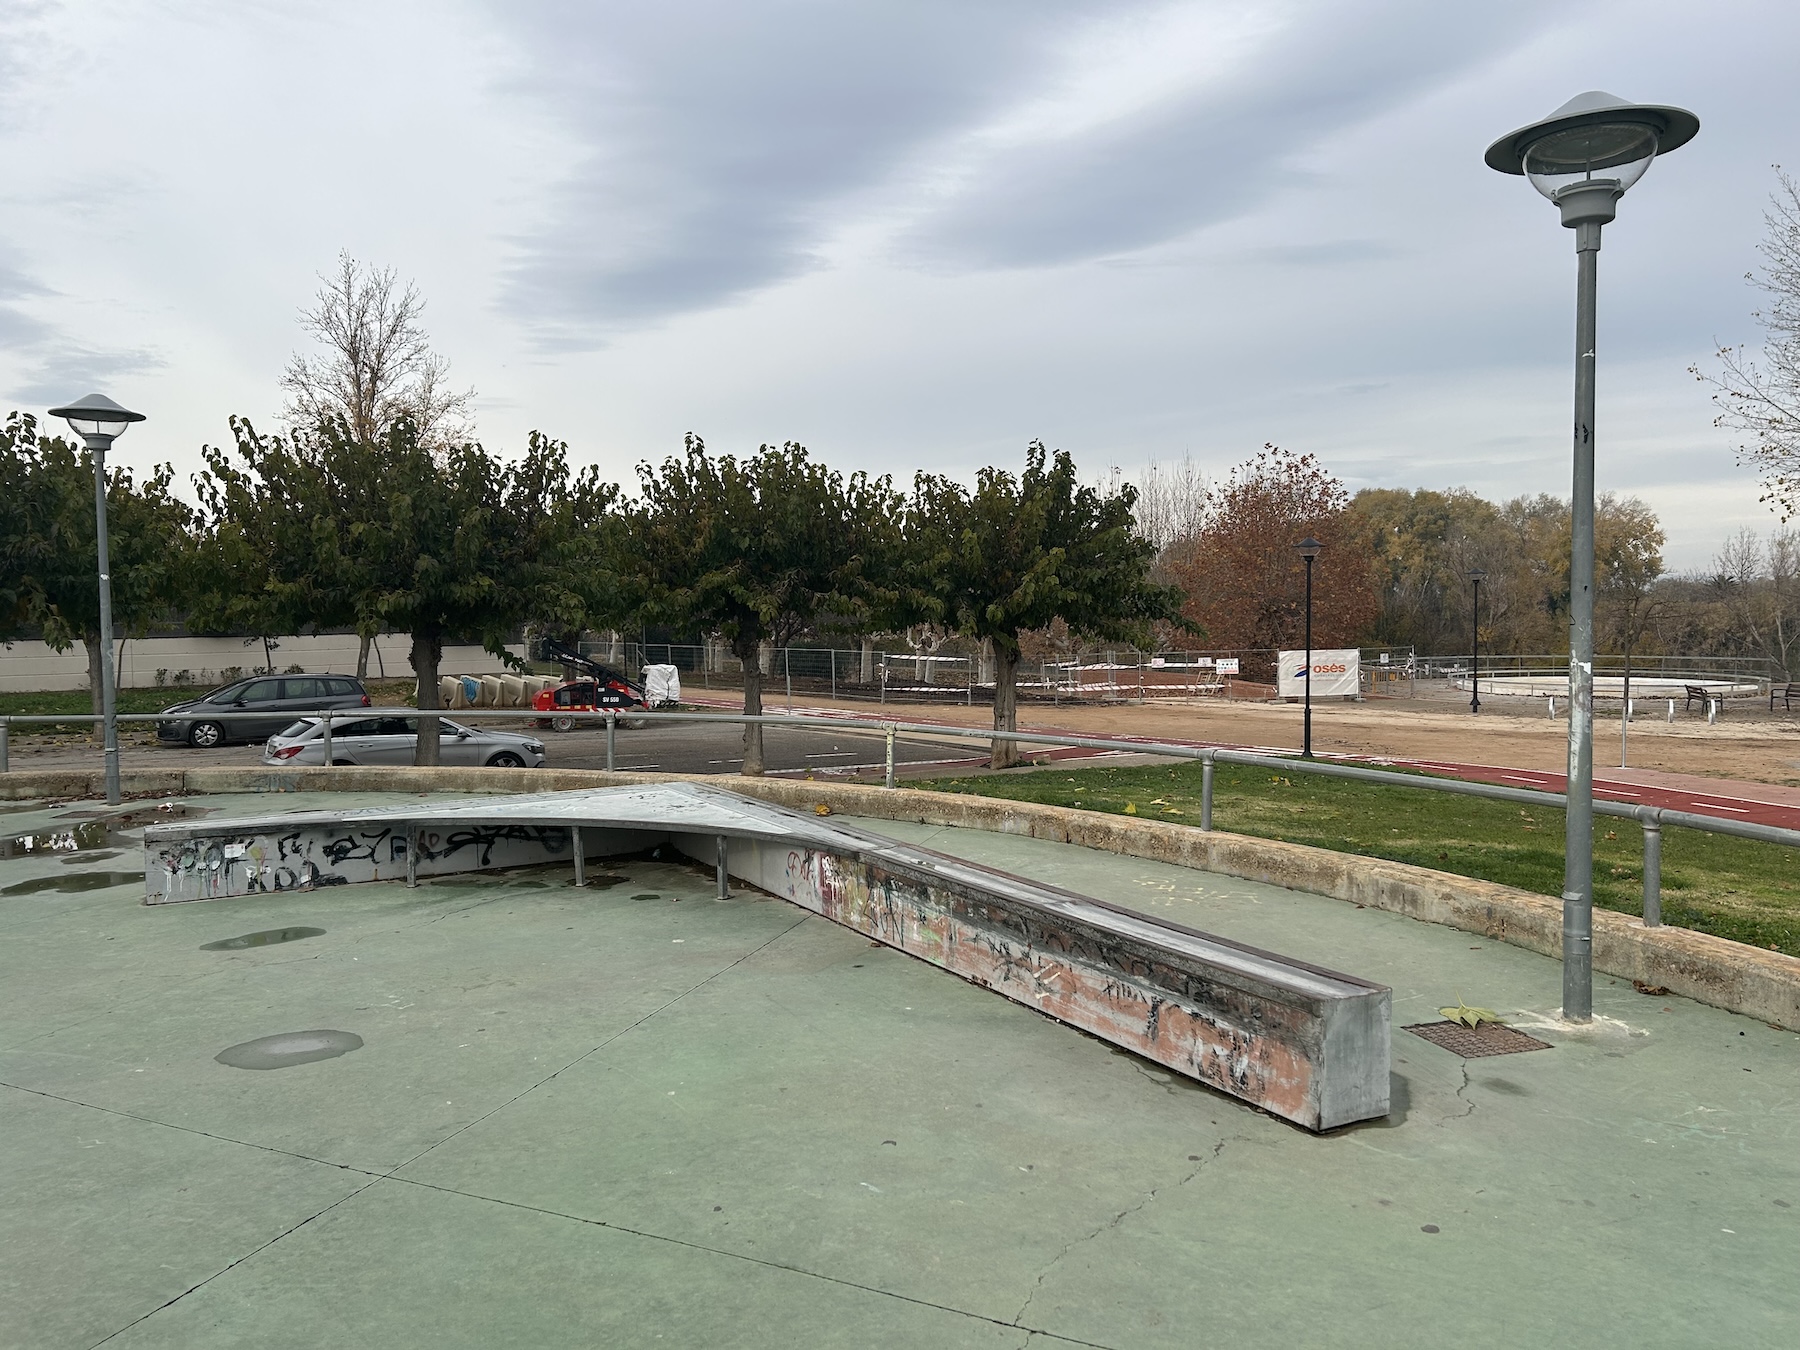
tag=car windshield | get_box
[276,720,319,739]
[203,683,247,703]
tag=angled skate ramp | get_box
[142,782,1390,1130]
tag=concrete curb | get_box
[7,764,1796,1030]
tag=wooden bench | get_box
[1684,684,1714,713]
[1773,682,1797,713]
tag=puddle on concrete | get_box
[584,874,629,890]
[51,802,215,828]
[2,871,141,896]
[201,926,326,951]
[1,821,121,857]
[215,1029,363,1070]
[62,849,125,865]
[630,892,661,901]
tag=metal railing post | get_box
[716,834,730,898]
[572,825,586,886]
[606,712,616,771]
[1641,816,1662,927]
[0,718,9,774]
[320,712,333,765]
[884,724,896,789]
[405,825,418,888]
[1201,752,1215,831]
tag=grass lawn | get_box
[920,760,1800,957]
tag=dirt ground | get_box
[721,688,1800,787]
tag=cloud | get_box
[490,0,1557,346]
[492,0,1112,345]
[900,1,1553,270]
[0,245,162,408]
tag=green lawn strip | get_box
[918,761,1800,957]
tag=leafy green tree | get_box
[1,414,194,713]
[620,437,898,775]
[0,413,45,642]
[906,442,1184,769]
[197,417,611,763]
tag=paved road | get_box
[4,721,995,781]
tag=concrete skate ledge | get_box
[4,764,1796,1030]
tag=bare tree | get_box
[1710,527,1799,678]
[1695,169,1800,521]
[1134,454,1211,551]
[281,252,476,447]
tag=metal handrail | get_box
[2,705,1795,930]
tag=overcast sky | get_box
[2,0,1795,570]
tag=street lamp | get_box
[1468,569,1487,714]
[1294,537,1322,759]
[47,394,147,807]
[1486,92,1697,1021]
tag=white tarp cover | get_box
[1277,649,1360,699]
[642,663,682,707]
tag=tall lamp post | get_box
[1468,568,1486,714]
[1486,92,1697,1021]
[1294,537,1322,759]
[47,394,147,808]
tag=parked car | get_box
[158,674,370,748]
[261,712,546,769]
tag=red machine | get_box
[530,640,649,732]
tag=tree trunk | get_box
[741,662,764,776]
[990,642,1019,769]
[412,632,443,766]
[84,634,104,735]
[859,635,874,684]
[356,632,372,680]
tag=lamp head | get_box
[1469,568,1487,583]
[48,393,146,442]
[1294,537,1323,560]
[1485,92,1698,226]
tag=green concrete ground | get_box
[2,792,1795,1349]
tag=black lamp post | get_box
[1469,568,1487,714]
[46,393,147,807]
[1294,537,1322,758]
[1486,91,1698,1022]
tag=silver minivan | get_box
[263,712,546,768]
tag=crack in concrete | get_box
[1012,1137,1230,1327]
[1442,1064,1476,1125]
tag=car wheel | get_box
[188,721,226,749]
[550,715,576,733]
[488,752,525,769]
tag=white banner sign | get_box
[1214,657,1238,674]
[1277,649,1359,699]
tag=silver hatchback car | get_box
[263,712,547,769]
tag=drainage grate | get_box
[1403,1021,1553,1058]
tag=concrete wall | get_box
[0,636,528,692]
